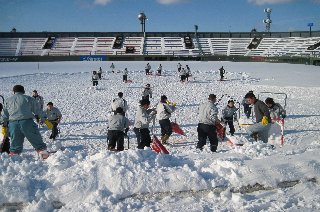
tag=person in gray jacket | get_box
[197,94,221,152]
[142,84,152,101]
[42,102,62,140]
[32,90,44,111]
[222,100,238,136]
[92,71,99,86]
[265,97,286,120]
[133,99,156,149]
[107,107,129,151]
[156,95,176,144]
[245,92,272,143]
[0,85,48,158]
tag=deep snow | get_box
[0,61,319,211]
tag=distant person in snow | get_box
[180,67,187,82]
[242,90,254,118]
[142,84,152,101]
[265,97,286,120]
[245,92,272,143]
[185,65,191,81]
[197,94,220,152]
[222,100,238,136]
[219,66,225,80]
[32,90,44,111]
[145,63,151,75]
[107,107,129,151]
[177,63,182,72]
[97,67,103,79]
[156,95,176,144]
[157,64,162,76]
[92,71,99,86]
[123,68,128,82]
[110,63,115,73]
[111,92,128,114]
[133,99,157,149]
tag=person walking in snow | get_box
[32,90,44,111]
[41,102,62,140]
[92,71,99,86]
[265,98,286,120]
[142,84,152,101]
[222,100,238,136]
[157,64,162,76]
[177,63,182,72]
[156,95,176,144]
[133,99,157,149]
[180,67,187,82]
[0,85,48,159]
[219,66,225,80]
[107,107,129,151]
[185,65,191,81]
[111,92,128,113]
[197,94,221,152]
[97,67,103,79]
[145,63,151,75]
[123,68,128,82]
[242,90,254,118]
[245,92,272,143]
[110,63,115,73]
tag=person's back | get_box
[270,103,286,119]
[156,101,175,120]
[3,92,39,121]
[108,113,129,130]
[253,99,272,123]
[198,101,218,125]
[134,106,154,129]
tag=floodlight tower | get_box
[138,12,147,33]
[263,8,272,32]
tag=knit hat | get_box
[13,85,25,94]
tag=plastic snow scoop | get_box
[171,120,185,136]
[44,119,53,129]
[215,123,226,141]
[151,135,169,154]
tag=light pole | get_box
[308,23,314,37]
[263,8,272,32]
[138,12,147,36]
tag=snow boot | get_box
[161,134,169,145]
[37,150,49,160]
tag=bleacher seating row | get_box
[0,36,319,57]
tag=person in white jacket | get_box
[197,94,220,152]
[123,68,128,82]
[156,95,176,144]
[133,99,156,149]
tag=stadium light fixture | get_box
[263,8,272,32]
[138,12,147,34]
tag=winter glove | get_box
[261,116,268,125]
[172,102,177,107]
[35,115,40,123]
[166,100,171,105]
[1,126,8,137]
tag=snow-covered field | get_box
[0,61,320,211]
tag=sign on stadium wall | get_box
[80,55,107,61]
[0,57,19,62]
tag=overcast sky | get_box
[0,0,319,32]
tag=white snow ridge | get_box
[0,61,320,211]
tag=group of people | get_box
[177,63,192,82]
[0,85,62,159]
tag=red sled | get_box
[215,123,225,140]
[151,135,169,154]
[125,80,133,83]
[171,122,185,136]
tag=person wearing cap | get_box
[111,92,128,113]
[0,85,48,159]
[32,90,44,111]
[265,97,286,120]
[41,102,62,140]
[107,107,129,151]
[133,99,157,149]
[145,63,151,75]
[142,84,152,101]
[156,95,176,144]
[245,93,272,143]
[242,90,253,118]
[197,94,221,152]
[222,100,238,136]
